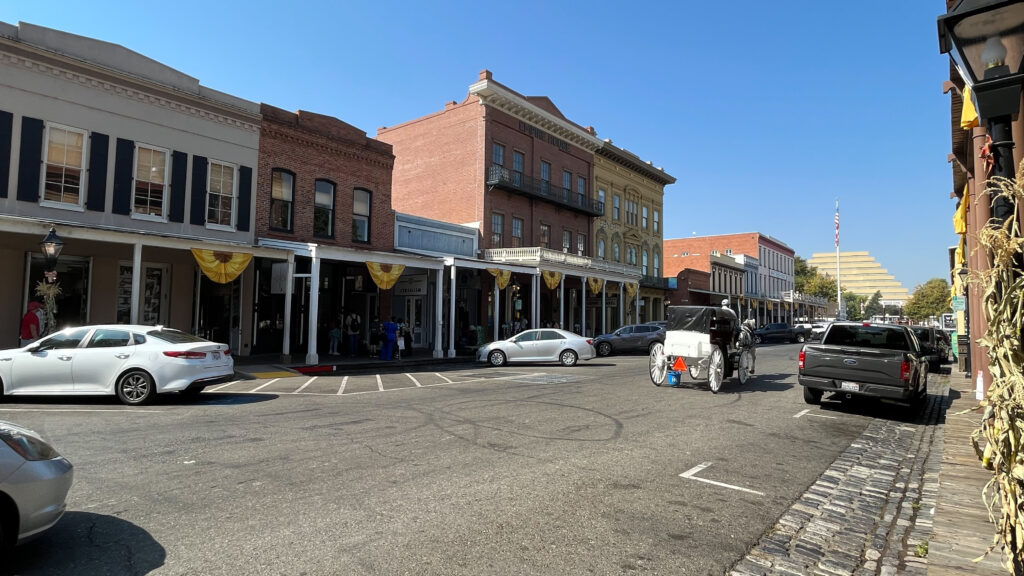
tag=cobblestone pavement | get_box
[729,375,948,576]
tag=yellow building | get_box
[806,251,910,304]
[592,140,675,327]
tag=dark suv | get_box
[593,324,665,356]
[911,326,947,372]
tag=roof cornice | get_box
[596,143,675,185]
[469,79,604,152]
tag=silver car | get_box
[477,329,596,367]
[0,421,73,548]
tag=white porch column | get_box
[601,282,606,335]
[282,253,295,357]
[130,242,142,325]
[531,274,538,330]
[581,277,587,336]
[493,275,500,342]
[305,250,320,365]
[634,287,639,324]
[433,267,443,358]
[448,263,457,358]
[558,275,565,329]
[618,282,624,327]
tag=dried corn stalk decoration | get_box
[33,280,61,337]
[970,159,1024,573]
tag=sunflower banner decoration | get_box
[191,249,252,284]
[587,277,604,295]
[541,270,562,290]
[486,268,512,290]
[366,262,405,290]
[624,282,638,301]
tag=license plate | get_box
[840,381,859,392]
[212,352,220,360]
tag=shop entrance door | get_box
[405,296,423,347]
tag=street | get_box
[2,344,887,575]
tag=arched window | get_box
[642,251,649,275]
[597,239,605,259]
[613,242,620,262]
[654,253,660,277]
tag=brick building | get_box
[255,104,444,364]
[378,70,642,343]
[664,232,796,324]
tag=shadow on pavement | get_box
[2,511,165,576]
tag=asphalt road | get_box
[1,343,882,575]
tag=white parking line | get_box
[337,376,348,395]
[406,373,422,387]
[294,377,317,394]
[435,373,453,383]
[249,378,278,393]
[0,408,163,413]
[679,462,764,496]
[794,409,837,419]
[376,374,383,392]
[207,380,239,392]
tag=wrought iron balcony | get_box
[486,165,604,217]
[640,275,670,290]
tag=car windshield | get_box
[146,329,211,344]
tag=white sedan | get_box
[477,328,596,367]
[0,325,234,405]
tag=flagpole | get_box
[835,199,843,320]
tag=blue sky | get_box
[5,1,956,292]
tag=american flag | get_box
[834,201,840,247]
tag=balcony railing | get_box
[486,165,604,217]
[483,247,642,278]
[640,276,670,290]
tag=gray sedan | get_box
[477,329,596,367]
[0,421,73,548]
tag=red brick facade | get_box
[377,73,594,252]
[663,233,761,277]
[257,104,396,249]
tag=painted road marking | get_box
[294,377,317,394]
[0,408,163,413]
[249,378,279,393]
[376,374,384,392]
[208,380,239,392]
[337,376,348,395]
[213,372,550,397]
[406,373,422,387]
[436,373,453,383]
[679,462,764,496]
[794,409,837,420]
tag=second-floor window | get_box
[562,230,572,252]
[492,142,504,167]
[626,200,638,226]
[654,210,660,233]
[512,151,524,186]
[577,233,586,255]
[598,239,605,259]
[577,175,585,205]
[540,224,550,248]
[642,206,648,229]
[613,242,620,262]
[562,170,571,202]
[314,179,335,238]
[42,123,87,207]
[207,160,237,228]
[491,212,503,247]
[598,189,605,211]
[540,161,551,194]
[352,188,370,242]
[512,217,523,247]
[270,169,294,231]
[133,144,168,219]
[642,250,649,275]
[613,196,620,220]
[654,253,660,277]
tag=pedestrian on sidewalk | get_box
[381,317,398,361]
[328,321,342,355]
[345,310,362,357]
[20,301,42,347]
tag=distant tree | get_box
[794,256,815,293]
[803,274,838,301]
[904,278,952,322]
[843,291,866,321]
[863,291,884,319]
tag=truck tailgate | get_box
[802,345,904,386]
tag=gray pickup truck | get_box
[798,322,928,406]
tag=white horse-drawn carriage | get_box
[649,305,755,393]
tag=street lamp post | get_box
[939,0,1024,223]
[958,266,972,375]
[39,226,64,283]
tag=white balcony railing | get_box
[483,247,642,278]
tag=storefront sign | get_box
[394,274,427,296]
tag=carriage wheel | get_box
[649,342,667,386]
[708,347,725,394]
[737,349,752,385]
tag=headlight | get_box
[0,423,60,461]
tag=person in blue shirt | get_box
[381,317,398,361]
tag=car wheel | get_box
[487,350,506,367]
[596,342,612,357]
[803,386,823,405]
[116,370,155,405]
[754,335,763,345]
[560,350,578,367]
[796,334,806,343]
[708,347,725,394]
[649,342,666,386]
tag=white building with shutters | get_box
[0,21,287,352]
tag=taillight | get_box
[798,349,805,370]
[223,349,231,356]
[163,351,207,359]
[586,339,592,345]
[900,361,911,382]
